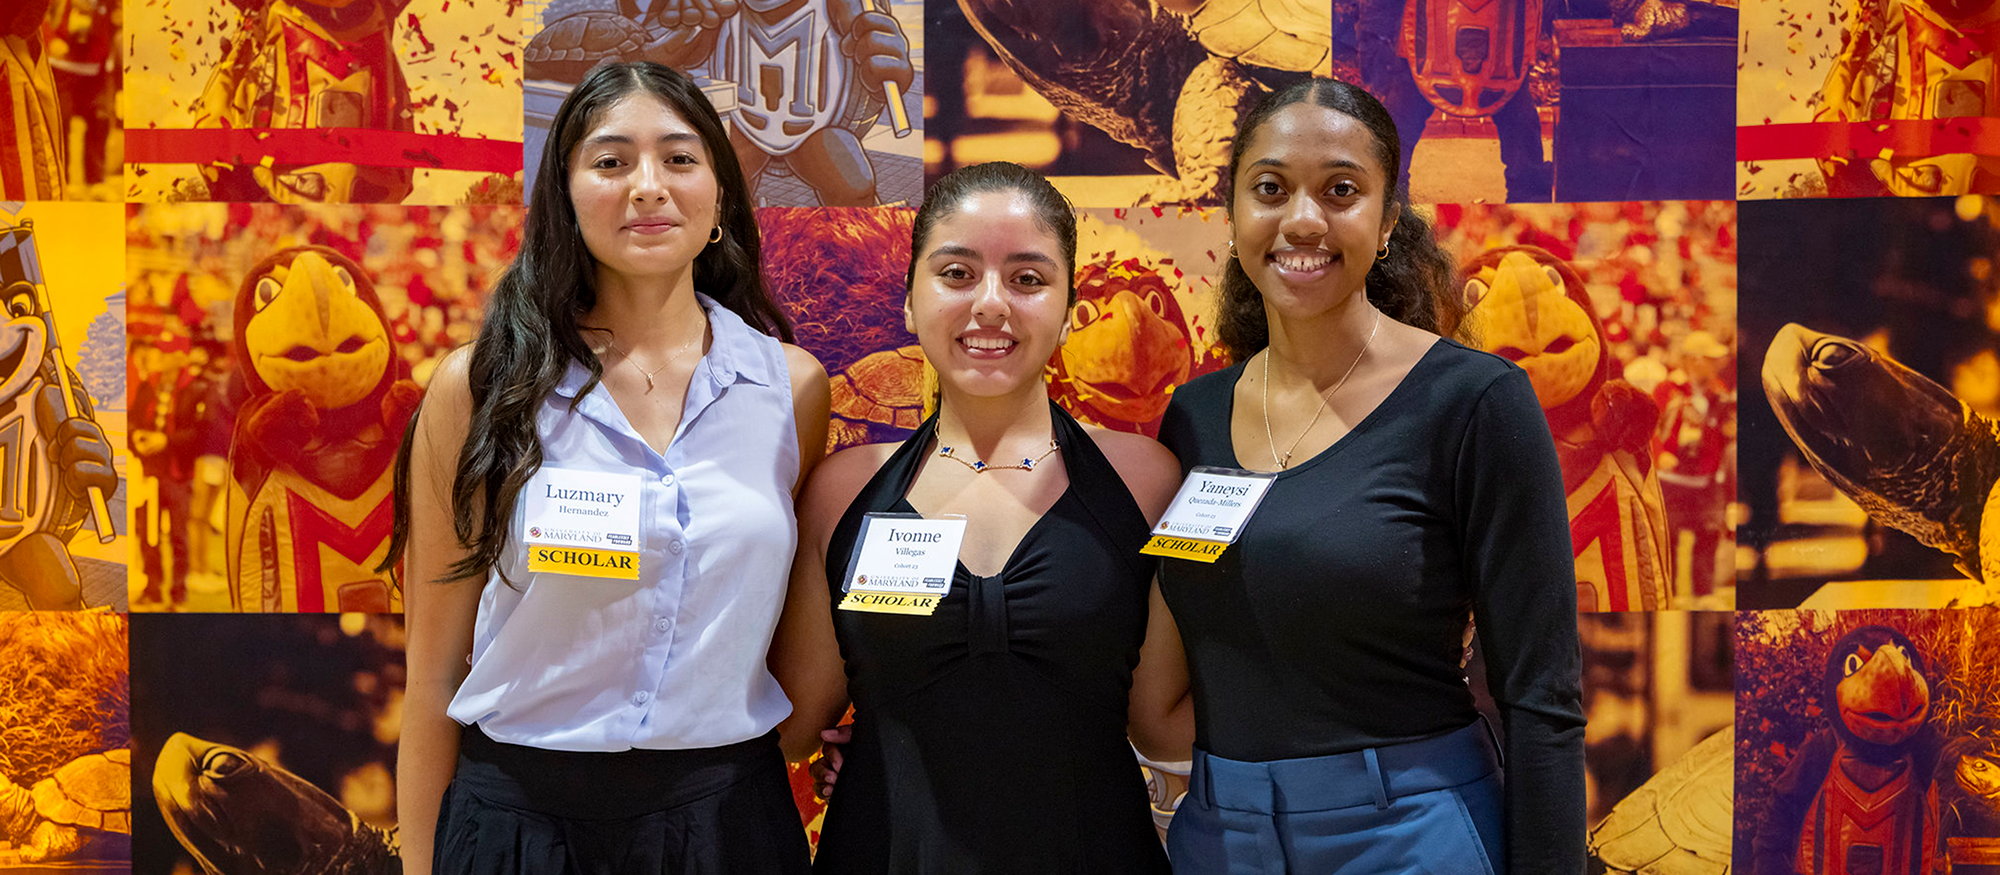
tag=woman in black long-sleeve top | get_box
[1155,78,1587,875]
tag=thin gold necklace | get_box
[604,327,702,392]
[936,434,1061,473]
[1262,310,1382,470]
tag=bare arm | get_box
[1092,427,1195,762]
[769,444,888,762]
[785,344,831,495]
[397,348,485,875]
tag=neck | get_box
[934,384,1056,456]
[583,267,705,351]
[1262,290,1382,387]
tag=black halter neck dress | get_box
[812,403,1171,874]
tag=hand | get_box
[382,379,423,434]
[644,0,739,29]
[37,385,117,499]
[842,11,913,95]
[243,389,320,464]
[810,725,851,800]
[1590,379,1659,455]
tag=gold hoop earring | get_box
[709,226,723,244]
[1375,243,1389,261]
[1227,240,1239,260]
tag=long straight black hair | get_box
[1216,78,1460,357]
[384,61,790,585]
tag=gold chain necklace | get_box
[604,327,702,392]
[936,436,1060,473]
[1262,310,1382,470]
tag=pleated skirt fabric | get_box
[433,724,811,875]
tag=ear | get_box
[1058,301,1074,346]
[1380,201,1401,249]
[903,294,917,335]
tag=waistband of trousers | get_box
[1190,718,1501,814]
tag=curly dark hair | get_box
[1215,78,1461,358]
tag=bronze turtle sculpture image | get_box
[1761,323,2000,603]
[0,748,130,862]
[152,733,398,875]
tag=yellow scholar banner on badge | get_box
[1141,534,1229,563]
[528,544,643,580]
[838,591,942,615]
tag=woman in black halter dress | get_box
[768,162,1190,874]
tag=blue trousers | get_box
[1166,720,1506,875]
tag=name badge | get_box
[1139,467,1276,563]
[523,467,644,580]
[839,513,966,616]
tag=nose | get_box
[632,160,667,203]
[971,272,1009,322]
[1280,193,1327,241]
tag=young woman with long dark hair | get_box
[1153,79,1587,874]
[390,61,829,875]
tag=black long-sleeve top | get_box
[1156,339,1587,875]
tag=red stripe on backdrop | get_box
[126,128,524,172]
[1738,118,2000,161]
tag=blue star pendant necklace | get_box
[936,437,1060,473]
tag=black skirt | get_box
[433,725,811,875]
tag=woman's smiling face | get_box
[1229,101,1399,321]
[905,189,1073,400]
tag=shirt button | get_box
[633,691,650,705]
[655,618,670,633]
[668,539,685,554]
[661,473,675,486]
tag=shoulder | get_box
[423,344,476,420]
[797,441,896,532]
[781,343,830,394]
[1083,426,1181,521]
[1167,361,1245,413]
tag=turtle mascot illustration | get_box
[0,220,119,610]
[153,733,399,875]
[1459,246,1671,611]
[1940,733,2000,873]
[1761,323,2000,604]
[525,0,913,206]
[1047,255,1213,434]
[1753,625,1942,875]
[227,246,421,612]
[189,0,416,202]
[0,749,130,862]
[1587,725,1733,874]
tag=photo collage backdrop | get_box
[25,0,2000,867]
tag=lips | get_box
[1268,248,1337,278]
[958,332,1018,358]
[626,217,680,234]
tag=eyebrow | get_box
[1248,157,1368,172]
[580,132,702,148]
[928,244,1061,267]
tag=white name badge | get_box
[1140,466,1277,563]
[523,467,644,580]
[839,513,967,616]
